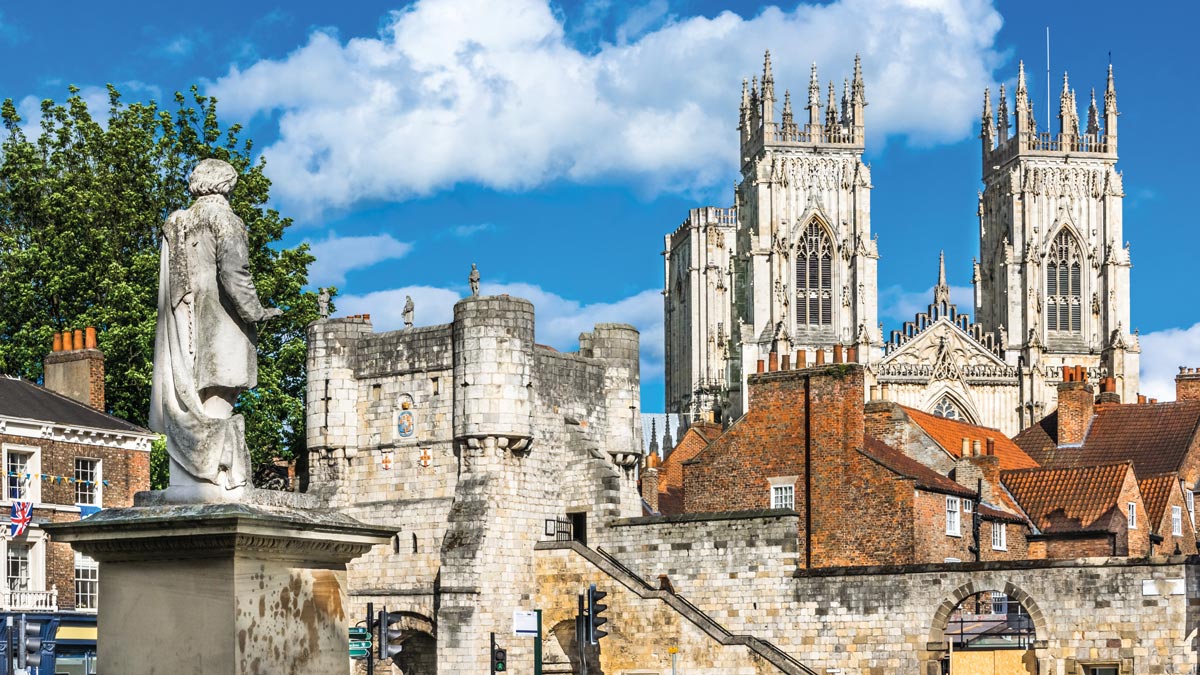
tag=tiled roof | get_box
[0,376,149,434]
[1023,402,1200,477]
[859,434,975,498]
[1138,473,1179,532]
[1001,462,1133,534]
[901,405,1039,470]
[658,422,723,515]
[1012,411,1058,464]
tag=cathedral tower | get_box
[976,62,1138,418]
[729,52,879,414]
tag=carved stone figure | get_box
[469,263,481,296]
[317,288,330,319]
[403,295,415,328]
[149,159,282,502]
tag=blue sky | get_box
[2,0,1197,409]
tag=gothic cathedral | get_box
[663,53,1139,436]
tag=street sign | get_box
[349,625,373,659]
[349,627,370,638]
[350,641,373,650]
[514,610,539,637]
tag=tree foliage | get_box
[0,86,319,487]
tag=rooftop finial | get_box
[763,50,774,85]
[649,418,659,456]
[841,77,850,125]
[997,83,1010,139]
[934,251,951,306]
[740,77,750,114]
[1016,60,1028,97]
[825,81,838,129]
[1104,63,1118,116]
[1086,88,1100,135]
[852,53,865,104]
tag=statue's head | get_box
[189,159,238,198]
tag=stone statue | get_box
[149,159,282,503]
[403,295,414,328]
[469,263,481,296]
[318,288,330,319]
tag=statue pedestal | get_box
[45,493,391,675]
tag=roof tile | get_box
[1001,462,1133,534]
[901,405,1039,470]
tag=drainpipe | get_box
[804,374,812,569]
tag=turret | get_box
[1086,88,1100,136]
[934,251,951,307]
[1104,64,1118,151]
[981,87,995,152]
[806,62,821,129]
[1058,72,1079,141]
[825,81,838,134]
[781,90,795,137]
[1014,60,1031,136]
[850,54,866,142]
[997,84,1010,142]
[761,50,775,124]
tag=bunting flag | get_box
[5,471,110,487]
[9,501,31,537]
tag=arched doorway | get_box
[928,583,1045,675]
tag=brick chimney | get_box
[44,327,105,410]
[641,453,660,513]
[1057,366,1093,446]
[1176,368,1200,402]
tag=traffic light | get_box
[490,632,507,673]
[587,584,608,644]
[16,614,43,669]
[377,608,404,660]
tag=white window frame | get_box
[946,496,961,536]
[1188,489,1195,526]
[1127,501,1137,530]
[768,476,798,511]
[992,522,1007,551]
[74,457,102,507]
[1173,505,1183,537]
[2,533,45,595]
[2,444,40,505]
[74,550,98,612]
[963,500,973,514]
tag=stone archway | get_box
[923,580,1050,675]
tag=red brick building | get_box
[678,361,1029,567]
[1011,368,1200,557]
[0,329,154,668]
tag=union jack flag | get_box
[10,501,31,538]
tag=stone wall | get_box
[304,297,644,673]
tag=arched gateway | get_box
[926,582,1048,675]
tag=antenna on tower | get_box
[1046,27,1051,132]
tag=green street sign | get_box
[349,627,370,638]
[349,648,371,660]
[350,641,373,650]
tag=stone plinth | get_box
[44,492,392,675]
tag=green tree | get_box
[0,85,320,488]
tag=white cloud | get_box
[1137,323,1200,402]
[209,0,1004,218]
[452,223,494,238]
[305,231,413,286]
[336,282,665,380]
[879,284,974,324]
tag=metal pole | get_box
[366,602,374,675]
[534,609,543,675]
[491,631,496,675]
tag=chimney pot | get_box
[85,326,97,350]
[847,346,857,363]
[757,359,765,374]
[1138,394,1147,404]
[880,383,890,400]
[768,352,779,372]
[797,349,806,368]
[986,438,996,456]
[781,354,790,370]
[972,439,982,456]
[962,438,970,455]
[62,331,74,351]
[833,344,844,363]
[870,385,879,401]
[73,329,83,350]
[52,333,62,353]
[815,349,826,365]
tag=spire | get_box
[1104,63,1118,116]
[740,77,750,116]
[825,80,838,130]
[807,62,821,128]
[1086,88,1100,135]
[1014,60,1031,136]
[852,53,866,105]
[934,251,951,306]
[662,417,675,456]
[648,418,659,457]
[997,83,1010,140]
[841,77,850,125]
[761,50,775,123]
[1059,71,1078,136]
[981,87,995,150]
[781,90,794,133]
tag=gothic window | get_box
[1046,230,1082,333]
[933,396,963,421]
[795,221,833,327]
